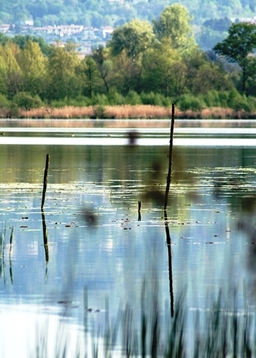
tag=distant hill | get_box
[0,0,255,27]
[0,0,255,50]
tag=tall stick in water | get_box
[41,154,50,210]
[164,104,175,210]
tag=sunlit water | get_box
[0,124,256,356]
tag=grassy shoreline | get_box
[1,105,256,121]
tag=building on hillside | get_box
[0,24,10,33]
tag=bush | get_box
[13,92,43,109]
[92,105,106,119]
[90,93,109,106]
[203,90,221,107]
[0,94,10,108]
[107,89,125,105]
[67,95,90,107]
[177,93,205,111]
[141,92,165,106]
[125,91,142,105]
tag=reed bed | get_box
[15,105,255,120]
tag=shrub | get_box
[67,95,90,107]
[90,93,109,106]
[203,90,221,107]
[92,105,106,119]
[125,90,142,105]
[140,92,165,106]
[13,92,43,110]
[107,90,125,105]
[0,94,10,108]
[177,93,205,111]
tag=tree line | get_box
[0,4,256,114]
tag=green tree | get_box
[153,4,197,53]
[141,40,183,97]
[0,43,23,98]
[108,19,154,61]
[16,40,46,95]
[92,46,113,93]
[46,45,81,101]
[214,22,256,94]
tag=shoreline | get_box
[1,118,256,128]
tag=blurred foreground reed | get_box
[31,285,256,358]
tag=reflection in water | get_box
[0,134,255,355]
[41,211,49,264]
[164,210,174,317]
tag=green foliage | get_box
[214,22,256,93]
[153,4,197,53]
[0,93,10,108]
[141,92,169,106]
[107,89,125,105]
[125,90,142,105]
[177,93,206,111]
[90,93,108,106]
[108,19,154,60]
[13,92,43,109]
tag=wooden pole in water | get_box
[164,104,175,210]
[41,154,50,210]
[41,211,49,263]
[138,200,141,221]
[164,209,174,317]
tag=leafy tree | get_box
[46,45,81,100]
[153,4,197,53]
[79,57,102,97]
[16,40,46,95]
[92,46,113,93]
[108,19,154,61]
[0,43,23,98]
[214,22,256,94]
[141,40,183,97]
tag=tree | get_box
[0,43,23,98]
[153,4,197,53]
[92,46,113,93]
[46,45,81,101]
[141,40,183,97]
[81,57,101,97]
[16,40,46,95]
[214,22,256,94]
[108,19,154,61]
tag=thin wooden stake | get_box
[138,200,141,221]
[164,104,175,210]
[41,154,50,210]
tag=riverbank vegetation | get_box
[0,5,256,119]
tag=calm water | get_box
[0,126,256,356]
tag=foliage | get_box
[0,0,255,31]
[0,17,256,113]
[153,4,197,54]
[177,93,206,111]
[13,92,43,109]
[108,19,154,60]
[214,22,256,94]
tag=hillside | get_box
[0,0,255,28]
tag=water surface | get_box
[0,126,256,356]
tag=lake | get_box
[0,121,256,357]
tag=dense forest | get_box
[0,4,256,117]
[1,0,255,27]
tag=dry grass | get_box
[19,106,95,119]
[2,104,255,122]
